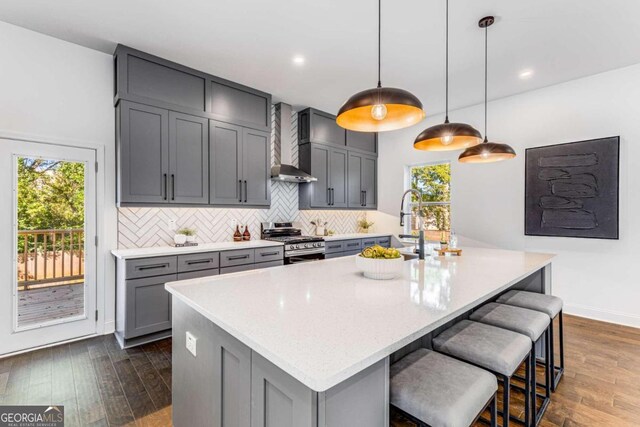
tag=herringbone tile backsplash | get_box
[117,107,367,248]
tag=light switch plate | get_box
[186,331,197,357]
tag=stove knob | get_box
[293,244,299,249]
[315,242,322,248]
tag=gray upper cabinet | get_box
[118,101,169,204]
[299,143,348,209]
[362,155,377,208]
[169,112,209,204]
[346,130,377,154]
[348,153,363,209]
[329,148,348,208]
[298,108,346,147]
[242,128,271,206]
[114,45,272,207]
[210,121,271,207]
[348,152,377,209]
[115,46,208,114]
[298,108,378,210]
[210,121,243,205]
[210,80,270,131]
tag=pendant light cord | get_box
[377,0,382,88]
[484,24,488,142]
[445,0,449,122]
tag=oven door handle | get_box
[286,248,325,257]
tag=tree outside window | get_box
[407,162,451,241]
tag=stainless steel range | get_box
[261,222,325,264]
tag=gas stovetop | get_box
[263,235,324,244]
[261,222,325,254]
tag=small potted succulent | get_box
[176,227,196,244]
[357,217,375,233]
[355,245,403,280]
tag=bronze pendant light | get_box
[459,16,516,163]
[336,0,425,132]
[414,0,482,151]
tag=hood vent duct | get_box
[271,103,317,183]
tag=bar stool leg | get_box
[548,315,556,392]
[490,393,498,427]
[502,374,510,427]
[524,352,531,427]
[530,345,536,426]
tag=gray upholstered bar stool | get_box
[390,349,498,427]
[432,320,533,427]
[497,290,564,391]
[469,303,551,426]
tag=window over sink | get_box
[404,162,451,241]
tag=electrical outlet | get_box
[168,219,177,230]
[230,219,237,229]
[186,331,197,357]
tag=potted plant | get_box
[176,228,196,244]
[310,219,327,236]
[357,217,375,233]
[355,245,403,280]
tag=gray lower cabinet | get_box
[172,297,389,427]
[324,236,391,259]
[169,112,209,204]
[299,143,348,209]
[210,121,271,207]
[116,246,283,348]
[125,274,174,339]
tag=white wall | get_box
[0,22,116,333]
[375,63,640,328]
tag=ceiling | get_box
[3,0,640,116]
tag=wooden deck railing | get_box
[17,229,84,290]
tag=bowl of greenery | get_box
[355,245,404,280]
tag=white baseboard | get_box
[103,320,115,334]
[564,303,640,329]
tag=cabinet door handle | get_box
[327,244,341,249]
[186,259,213,265]
[346,242,360,247]
[137,263,169,271]
[171,174,175,201]
[244,180,248,203]
[227,254,250,261]
[163,174,168,200]
[330,188,334,206]
[239,180,242,202]
[260,251,280,257]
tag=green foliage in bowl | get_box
[360,245,401,259]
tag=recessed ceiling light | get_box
[292,55,305,66]
[519,69,534,79]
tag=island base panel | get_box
[172,298,389,427]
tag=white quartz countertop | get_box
[323,232,392,241]
[111,240,283,259]
[165,247,554,391]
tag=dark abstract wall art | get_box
[525,137,619,239]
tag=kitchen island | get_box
[166,246,554,427]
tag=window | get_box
[405,162,451,241]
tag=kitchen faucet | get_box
[400,189,425,260]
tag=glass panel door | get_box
[16,158,87,328]
[0,139,96,355]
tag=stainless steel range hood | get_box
[271,103,317,183]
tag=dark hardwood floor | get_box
[0,315,638,426]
